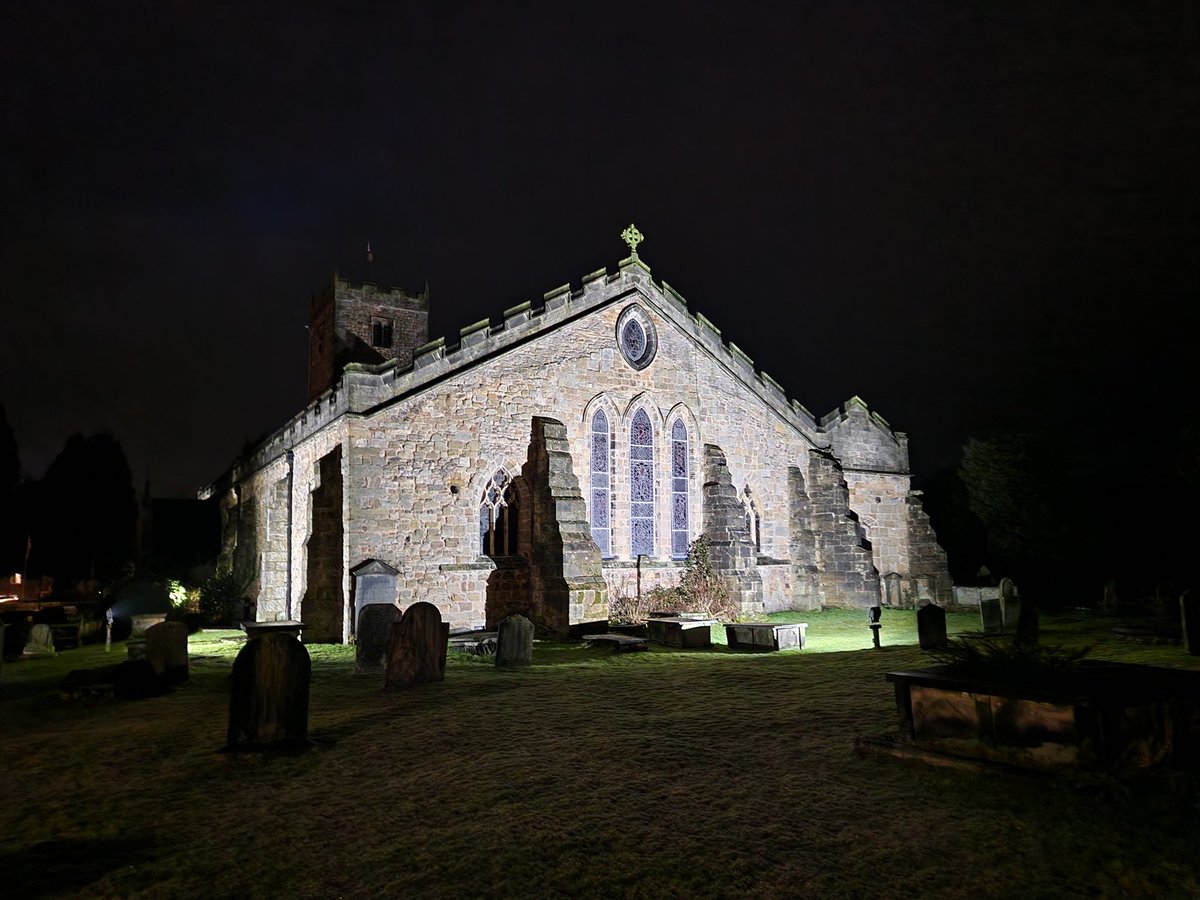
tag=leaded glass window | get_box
[630,409,655,556]
[590,410,613,558]
[480,469,518,556]
[617,306,657,369]
[670,419,689,558]
[621,319,646,360]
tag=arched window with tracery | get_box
[480,469,518,556]
[590,410,613,558]
[670,419,689,558]
[630,409,655,557]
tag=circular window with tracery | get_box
[616,305,657,369]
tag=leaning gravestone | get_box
[384,601,449,690]
[979,598,1004,634]
[355,603,402,675]
[917,603,948,651]
[144,621,189,684]
[1180,591,1200,656]
[226,633,312,750]
[999,578,1021,629]
[23,623,56,657]
[495,614,534,668]
[1101,580,1119,614]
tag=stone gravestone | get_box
[884,572,903,607]
[917,603,948,651]
[355,603,402,675]
[979,598,1003,634]
[23,623,56,657]
[384,601,449,690]
[999,578,1021,629]
[1101,580,1119,614]
[495,614,534,668]
[144,621,189,684]
[1180,591,1200,656]
[1015,599,1040,649]
[226,633,312,750]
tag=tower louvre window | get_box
[371,316,394,348]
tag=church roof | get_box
[202,232,907,495]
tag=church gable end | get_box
[205,229,951,638]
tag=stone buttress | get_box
[520,416,609,635]
[701,444,765,616]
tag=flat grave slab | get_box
[725,622,807,652]
[583,633,650,652]
[646,617,717,649]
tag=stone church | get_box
[203,227,951,642]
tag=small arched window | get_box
[480,470,518,556]
[590,410,613,558]
[670,419,689,558]
[744,488,762,554]
[630,409,655,557]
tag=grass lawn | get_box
[2,608,1199,898]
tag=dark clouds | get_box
[3,1,1195,496]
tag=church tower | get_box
[306,274,430,401]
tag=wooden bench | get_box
[583,633,650,653]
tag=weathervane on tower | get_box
[621,223,644,257]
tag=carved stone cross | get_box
[621,223,644,255]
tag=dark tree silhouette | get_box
[959,435,1079,598]
[0,403,26,573]
[915,466,988,584]
[30,432,137,584]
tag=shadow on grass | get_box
[3,837,159,898]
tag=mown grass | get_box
[2,609,1199,899]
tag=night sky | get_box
[3,2,1196,501]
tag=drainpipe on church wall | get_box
[285,449,294,621]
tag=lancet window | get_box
[670,419,689,558]
[743,488,762,554]
[590,410,613,558]
[630,409,655,557]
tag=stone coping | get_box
[886,661,1200,706]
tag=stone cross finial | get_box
[621,223,644,255]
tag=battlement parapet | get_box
[331,274,429,310]
[215,253,902,490]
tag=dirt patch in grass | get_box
[2,612,1198,898]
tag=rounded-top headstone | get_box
[226,632,312,750]
[495,614,534,668]
[384,601,449,690]
[356,603,402,675]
